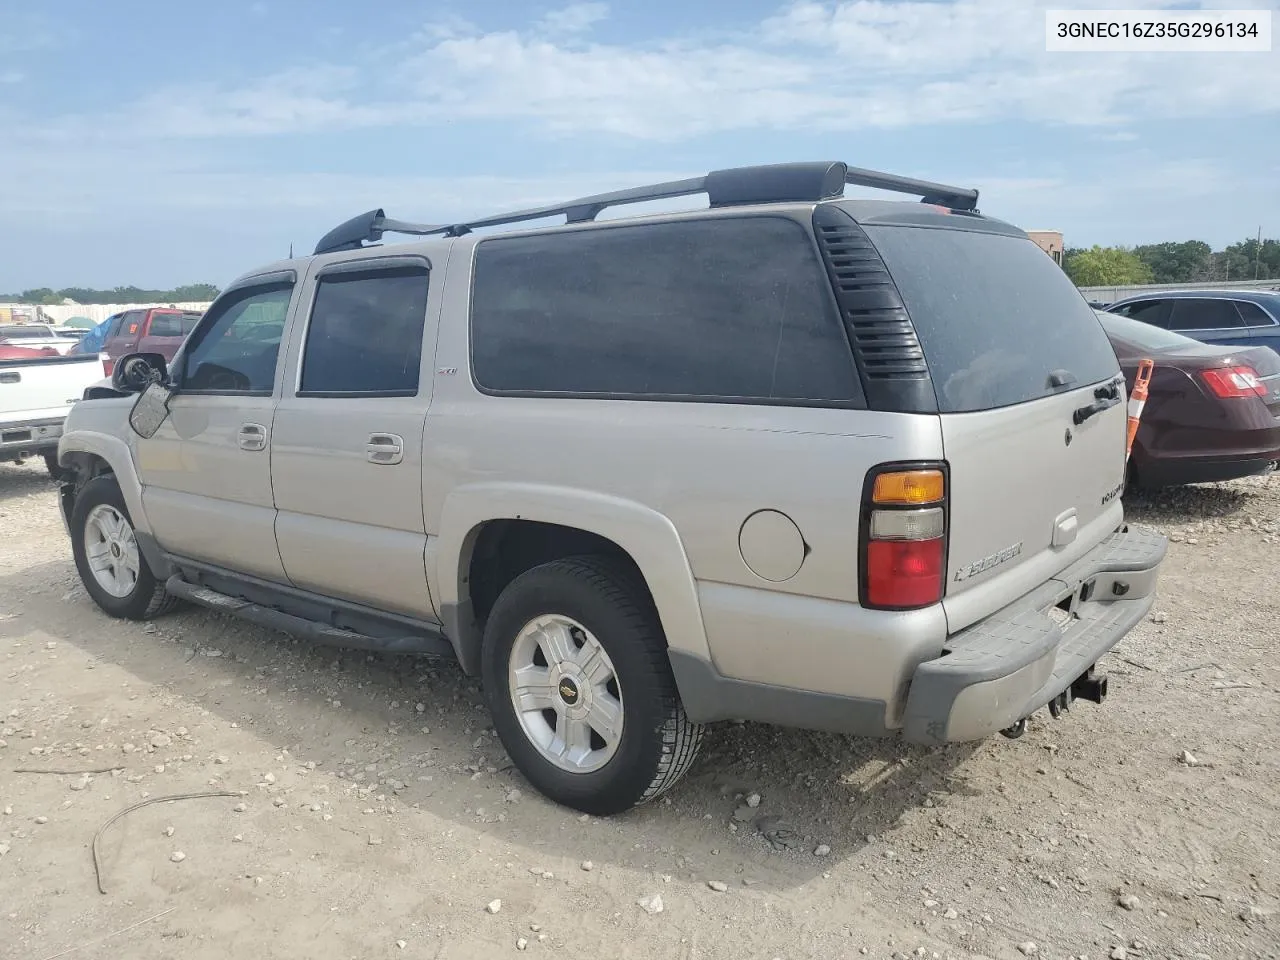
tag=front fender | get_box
[434,483,711,672]
[58,428,150,536]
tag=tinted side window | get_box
[1168,299,1244,331]
[470,217,861,404]
[147,313,184,337]
[119,311,145,338]
[863,226,1120,413]
[1234,300,1276,326]
[300,265,429,395]
[1117,300,1171,328]
[182,283,294,394]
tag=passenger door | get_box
[270,256,439,620]
[1165,298,1248,346]
[133,275,299,581]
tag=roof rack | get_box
[312,161,980,255]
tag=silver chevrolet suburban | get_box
[56,161,1167,814]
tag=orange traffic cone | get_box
[1126,359,1154,462]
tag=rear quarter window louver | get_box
[813,205,939,414]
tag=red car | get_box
[101,307,201,376]
[1097,311,1280,488]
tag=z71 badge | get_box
[953,542,1023,582]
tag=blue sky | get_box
[1,0,1277,291]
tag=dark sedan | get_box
[1096,310,1280,488]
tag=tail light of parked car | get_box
[1200,365,1266,399]
[100,353,113,377]
[860,465,948,610]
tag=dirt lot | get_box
[1,462,1277,960]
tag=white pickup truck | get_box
[1,349,105,477]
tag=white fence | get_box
[0,302,213,326]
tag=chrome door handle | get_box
[238,422,267,452]
[366,433,404,465]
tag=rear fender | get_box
[434,483,710,673]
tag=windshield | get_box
[1095,311,1197,351]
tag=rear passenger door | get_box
[1165,298,1248,346]
[270,256,439,621]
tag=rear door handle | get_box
[0,372,19,384]
[367,433,404,465]
[238,422,267,452]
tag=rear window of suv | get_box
[864,226,1120,413]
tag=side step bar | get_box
[164,576,452,657]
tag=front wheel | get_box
[70,475,177,620]
[481,556,705,815]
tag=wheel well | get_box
[62,452,114,485]
[463,520,654,664]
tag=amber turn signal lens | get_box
[872,470,945,505]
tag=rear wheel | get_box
[481,556,705,815]
[70,475,177,620]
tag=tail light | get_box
[860,464,947,610]
[100,353,113,377]
[1201,365,1266,398]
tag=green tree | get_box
[1064,246,1154,286]
[170,283,220,301]
[1133,241,1212,283]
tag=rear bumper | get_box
[1135,452,1278,487]
[0,417,64,459]
[901,525,1167,744]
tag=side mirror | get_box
[128,382,173,439]
[112,352,169,394]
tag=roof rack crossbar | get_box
[312,162,981,254]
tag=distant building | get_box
[1027,230,1064,266]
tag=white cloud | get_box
[22,0,1280,144]
[538,3,609,36]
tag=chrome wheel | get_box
[83,504,140,599]
[507,614,624,774]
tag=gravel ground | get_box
[1,461,1277,960]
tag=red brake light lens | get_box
[1201,365,1265,399]
[865,538,945,608]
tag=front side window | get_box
[1114,300,1172,328]
[181,282,294,394]
[469,217,861,404]
[299,265,430,396]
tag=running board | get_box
[164,576,452,657]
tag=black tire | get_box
[70,475,178,620]
[481,555,705,815]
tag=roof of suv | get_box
[1109,289,1280,307]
